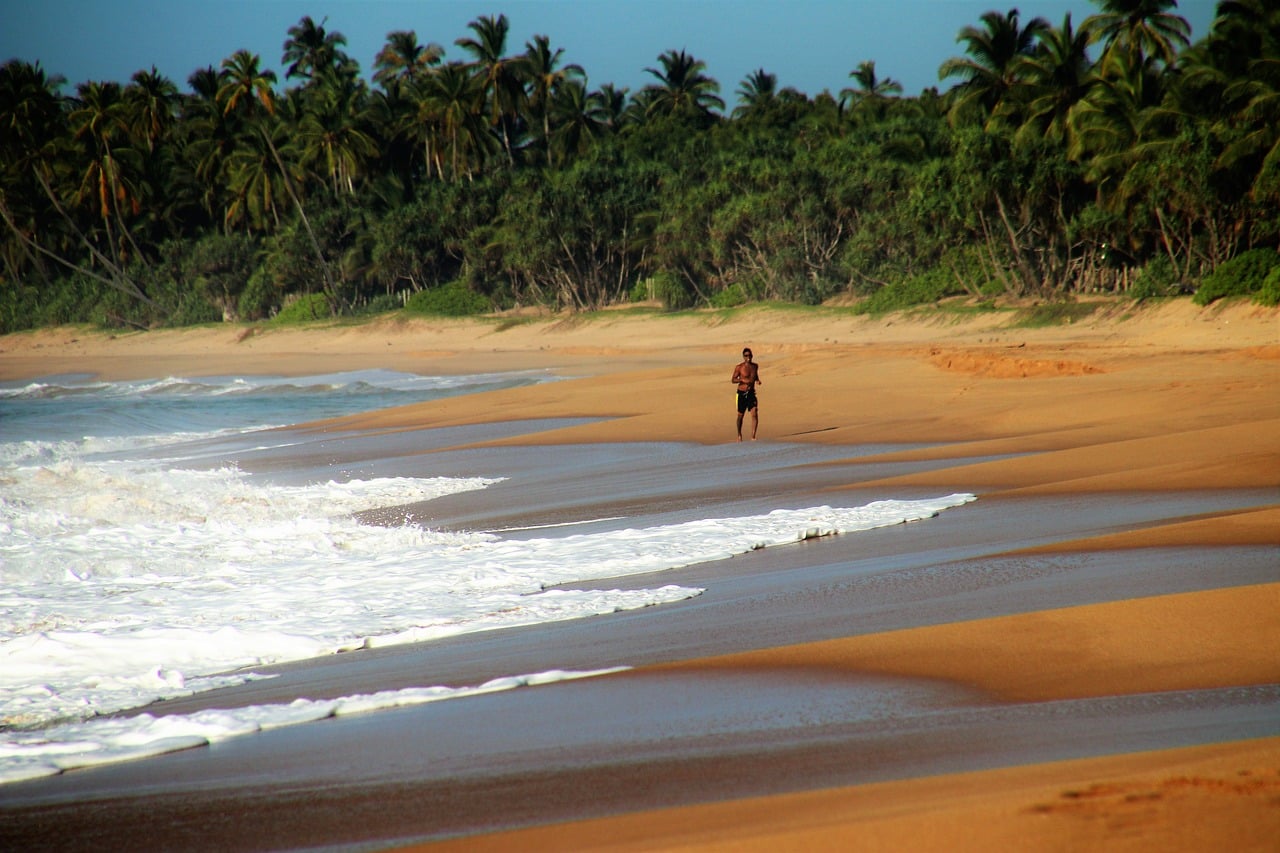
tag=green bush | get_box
[1129,255,1180,300]
[635,270,696,310]
[1193,249,1280,305]
[709,282,749,308]
[855,266,961,314]
[271,293,332,325]
[403,281,489,316]
[1255,266,1280,307]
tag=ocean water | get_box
[0,369,974,783]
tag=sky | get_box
[3,0,1219,102]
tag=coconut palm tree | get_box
[938,8,1050,123]
[0,60,71,284]
[283,15,355,85]
[1003,13,1099,152]
[69,80,147,262]
[456,13,526,166]
[418,61,489,181]
[1084,0,1191,68]
[733,68,778,118]
[591,83,633,131]
[523,34,584,165]
[840,60,902,119]
[374,30,445,92]
[124,67,178,153]
[224,120,287,231]
[642,49,724,119]
[296,83,377,195]
[546,78,606,165]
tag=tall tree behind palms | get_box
[456,13,526,167]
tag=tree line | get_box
[1,0,1276,332]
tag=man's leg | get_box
[750,406,759,440]
[736,411,745,441]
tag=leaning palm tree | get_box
[642,49,724,119]
[218,50,337,300]
[939,8,1051,124]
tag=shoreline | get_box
[2,298,1277,850]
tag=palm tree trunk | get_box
[263,129,339,307]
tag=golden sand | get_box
[3,298,1276,850]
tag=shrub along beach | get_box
[1,4,1278,331]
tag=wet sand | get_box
[1,299,1278,850]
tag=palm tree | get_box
[69,80,147,262]
[297,83,377,195]
[1084,0,1191,68]
[546,78,604,165]
[1004,13,1099,152]
[224,120,287,231]
[1211,1,1280,211]
[1071,46,1160,180]
[124,67,178,153]
[218,49,337,298]
[283,15,355,85]
[374,30,444,92]
[939,8,1051,122]
[642,49,724,119]
[733,68,778,118]
[591,83,633,131]
[523,34,584,165]
[218,50,277,118]
[840,60,902,118]
[418,61,489,181]
[0,60,72,285]
[456,13,526,166]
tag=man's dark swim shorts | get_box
[736,388,758,413]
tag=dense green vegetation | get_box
[1,1,1277,332]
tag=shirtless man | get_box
[731,347,762,441]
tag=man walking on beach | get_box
[732,347,762,441]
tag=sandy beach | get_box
[1,298,1278,851]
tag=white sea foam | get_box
[0,668,630,784]
[0,371,976,786]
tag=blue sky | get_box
[4,0,1218,102]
